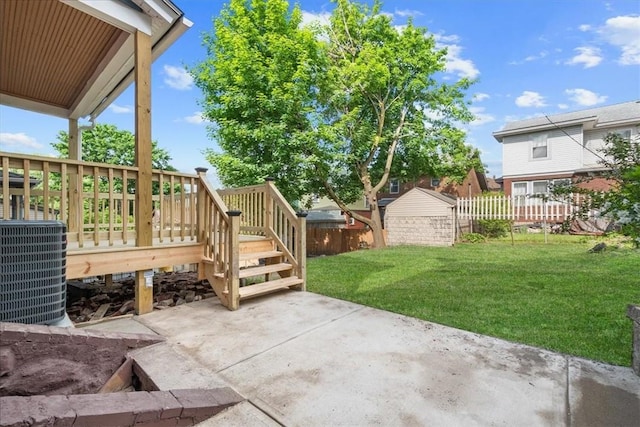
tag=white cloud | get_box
[163,65,193,90]
[510,50,548,65]
[515,91,547,108]
[473,93,490,102]
[108,104,132,114]
[0,132,43,149]
[432,34,479,79]
[300,11,331,28]
[525,50,548,62]
[469,106,495,126]
[434,33,460,44]
[599,15,640,65]
[184,112,205,124]
[578,24,592,32]
[566,46,603,68]
[565,88,607,106]
[558,103,569,110]
[394,9,424,18]
[441,43,479,79]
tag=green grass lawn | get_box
[307,238,640,366]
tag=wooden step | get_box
[213,262,292,280]
[233,276,304,299]
[239,250,283,262]
[239,237,274,254]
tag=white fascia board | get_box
[137,0,175,23]
[595,118,640,129]
[61,0,153,35]
[0,93,70,118]
[150,16,192,57]
[88,16,192,119]
[493,118,594,142]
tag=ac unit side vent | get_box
[1,220,67,325]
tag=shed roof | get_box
[0,0,192,120]
[493,100,640,142]
[386,188,456,209]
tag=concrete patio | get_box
[86,291,640,426]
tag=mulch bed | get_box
[66,272,214,323]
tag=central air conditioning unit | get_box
[0,220,67,325]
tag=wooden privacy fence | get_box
[307,228,380,255]
[456,194,594,222]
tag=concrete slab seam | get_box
[564,356,571,427]
[245,399,286,427]
[216,305,366,373]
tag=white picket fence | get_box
[456,194,594,222]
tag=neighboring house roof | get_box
[306,209,346,224]
[0,0,192,120]
[493,100,640,142]
[486,176,502,192]
[0,172,40,189]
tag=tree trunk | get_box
[368,201,386,248]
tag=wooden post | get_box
[134,30,153,315]
[68,119,80,236]
[227,210,241,310]
[134,270,154,315]
[264,178,274,235]
[195,168,208,281]
[295,211,307,291]
[195,168,208,243]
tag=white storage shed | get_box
[384,188,456,246]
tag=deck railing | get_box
[219,179,306,282]
[1,152,199,248]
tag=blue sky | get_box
[1,0,639,182]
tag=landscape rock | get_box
[66,272,214,323]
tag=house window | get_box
[531,134,548,159]
[430,177,440,187]
[513,182,527,206]
[550,179,572,203]
[616,129,632,141]
[531,180,549,204]
[389,178,400,194]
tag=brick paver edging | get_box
[0,388,244,427]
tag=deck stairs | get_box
[202,236,303,310]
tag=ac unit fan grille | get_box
[1,221,67,325]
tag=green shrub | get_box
[462,232,486,243]
[476,219,512,238]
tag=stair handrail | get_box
[218,179,307,290]
[195,168,237,304]
[264,179,306,288]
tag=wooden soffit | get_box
[0,0,192,120]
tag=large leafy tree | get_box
[191,0,322,202]
[192,0,478,247]
[52,123,176,194]
[314,0,475,246]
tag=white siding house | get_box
[494,101,640,202]
[385,188,456,246]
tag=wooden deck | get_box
[2,152,307,311]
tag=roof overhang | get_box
[493,117,596,143]
[0,0,192,121]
